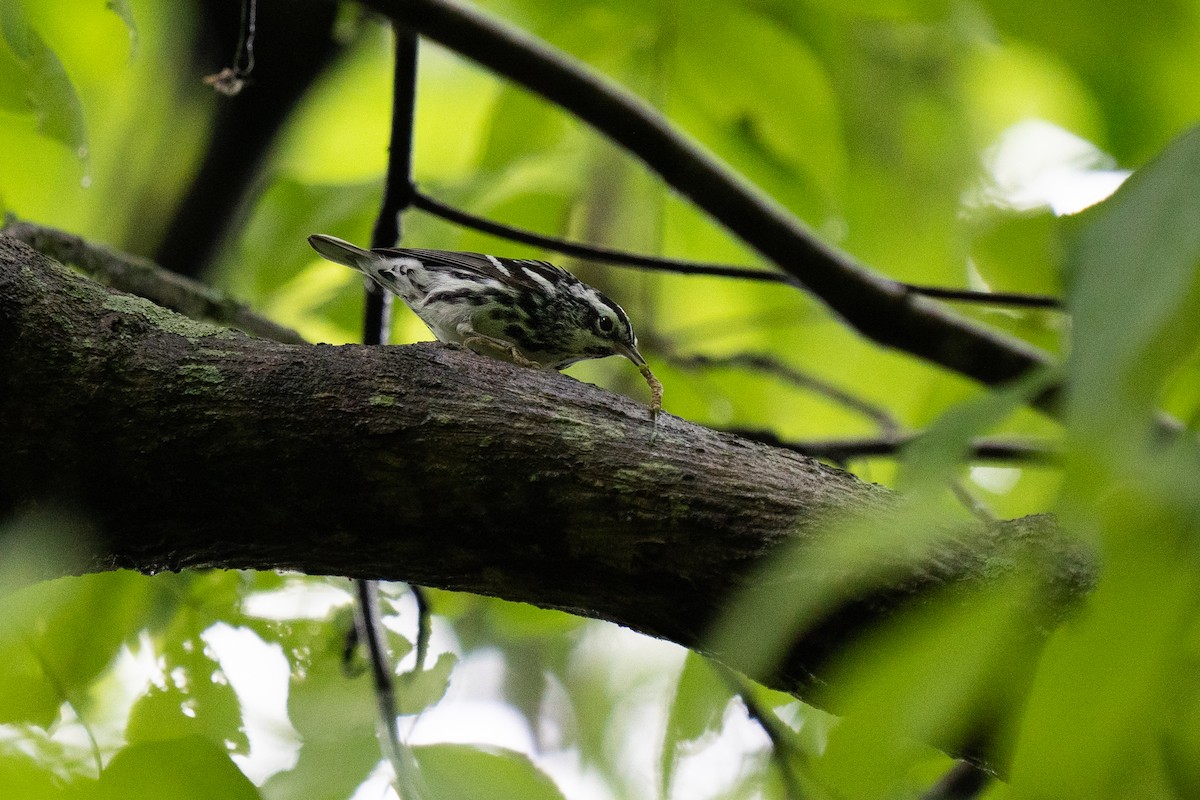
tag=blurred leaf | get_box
[0,0,87,153]
[0,572,151,727]
[413,743,566,800]
[91,736,260,800]
[126,635,247,754]
[477,87,570,172]
[395,651,457,715]
[262,619,379,800]
[104,0,137,55]
[707,499,952,682]
[1065,124,1200,437]
[0,748,68,800]
[968,209,1065,296]
[813,576,1041,797]
[896,366,1057,494]
[661,652,734,796]
[671,0,845,210]
[1009,482,1200,799]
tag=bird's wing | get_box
[375,247,573,291]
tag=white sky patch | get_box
[670,699,772,800]
[975,119,1130,215]
[243,578,353,620]
[202,623,301,784]
[970,465,1022,494]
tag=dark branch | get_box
[359,0,1058,408]
[359,23,423,778]
[904,283,1060,309]
[413,190,796,284]
[415,190,1062,309]
[727,428,1058,465]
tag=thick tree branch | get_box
[1,217,305,344]
[0,239,1092,767]
[358,0,1058,408]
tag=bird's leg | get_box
[460,334,542,369]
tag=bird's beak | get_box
[616,342,647,368]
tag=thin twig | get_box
[353,579,403,769]
[361,0,1059,411]
[354,22,421,787]
[948,481,997,523]
[727,428,1058,464]
[413,190,796,284]
[669,352,902,435]
[904,283,1060,309]
[415,190,1062,309]
[204,0,258,95]
[0,217,306,344]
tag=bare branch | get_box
[727,428,1058,465]
[415,190,1062,309]
[413,190,796,284]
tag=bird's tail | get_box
[308,234,374,270]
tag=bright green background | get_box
[3,0,1200,798]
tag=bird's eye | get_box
[595,315,615,334]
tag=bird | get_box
[307,234,663,425]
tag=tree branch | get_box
[0,239,1092,768]
[414,190,1062,309]
[1,217,305,344]
[729,429,1057,465]
[358,0,1058,409]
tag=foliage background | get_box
[2,0,1200,798]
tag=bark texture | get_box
[0,237,1091,760]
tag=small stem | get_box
[357,23,421,787]
[727,428,1058,464]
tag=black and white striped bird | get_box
[307,234,662,417]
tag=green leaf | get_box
[92,737,260,800]
[413,743,567,800]
[125,638,248,754]
[1009,485,1200,799]
[969,209,1065,297]
[896,366,1058,494]
[395,651,457,715]
[0,748,68,800]
[0,0,87,154]
[1065,124,1200,436]
[261,621,379,800]
[671,0,845,207]
[0,572,152,727]
[661,652,734,797]
[813,577,1042,797]
[104,0,137,55]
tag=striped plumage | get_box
[307,235,656,387]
